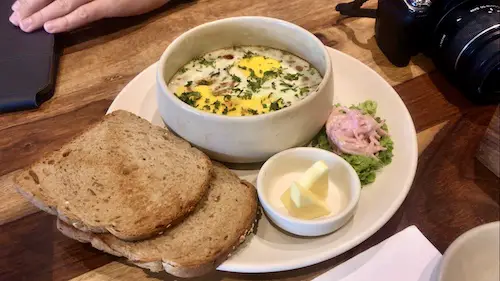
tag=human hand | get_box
[9,0,168,33]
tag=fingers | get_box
[44,1,106,33]
[18,0,92,32]
[9,0,52,26]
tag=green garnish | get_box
[299,87,309,96]
[242,51,256,59]
[209,71,220,77]
[213,100,221,110]
[270,98,284,111]
[263,70,278,80]
[279,81,294,88]
[178,92,201,106]
[224,95,232,101]
[222,107,229,115]
[179,67,188,73]
[196,57,216,68]
[197,79,211,86]
[283,73,303,81]
[232,88,244,95]
[238,65,248,70]
[310,100,394,185]
[271,82,276,90]
[239,90,253,100]
[185,81,193,87]
[247,108,258,115]
[202,105,211,110]
[231,74,241,83]
[247,79,262,93]
[204,98,210,104]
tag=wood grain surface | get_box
[0,0,498,280]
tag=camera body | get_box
[375,0,500,103]
[375,0,432,67]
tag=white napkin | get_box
[313,226,442,281]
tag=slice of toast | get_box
[57,162,258,278]
[15,110,212,241]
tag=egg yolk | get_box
[237,56,281,77]
[175,85,282,116]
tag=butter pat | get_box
[280,161,331,220]
[298,160,329,199]
[283,182,330,220]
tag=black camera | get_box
[337,0,500,103]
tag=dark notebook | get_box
[0,0,57,113]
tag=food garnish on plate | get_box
[311,101,394,185]
[167,46,323,116]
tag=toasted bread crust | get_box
[57,164,258,278]
[15,110,212,241]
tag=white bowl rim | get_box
[156,16,332,122]
[256,147,362,226]
[439,221,500,280]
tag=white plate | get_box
[107,46,418,273]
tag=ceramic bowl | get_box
[156,16,333,163]
[256,147,361,236]
[439,221,500,281]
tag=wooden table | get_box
[1,0,498,280]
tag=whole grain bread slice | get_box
[15,110,212,241]
[57,162,258,278]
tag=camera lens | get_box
[430,0,500,103]
[482,64,500,95]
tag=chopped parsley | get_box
[209,70,220,77]
[280,81,297,92]
[238,65,248,70]
[299,86,310,96]
[247,108,258,115]
[280,81,294,88]
[202,105,211,110]
[224,95,232,101]
[224,63,234,74]
[185,81,193,87]
[213,100,221,110]
[178,92,201,106]
[239,90,253,100]
[283,73,303,81]
[270,98,284,111]
[263,70,278,80]
[232,88,244,95]
[197,79,211,86]
[179,67,187,73]
[271,82,276,90]
[231,74,241,82]
[204,98,210,104]
[222,107,229,115]
[247,79,262,93]
[196,57,216,68]
[242,51,256,59]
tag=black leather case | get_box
[0,0,57,113]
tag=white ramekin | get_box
[156,16,333,163]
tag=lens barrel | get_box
[430,0,500,103]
